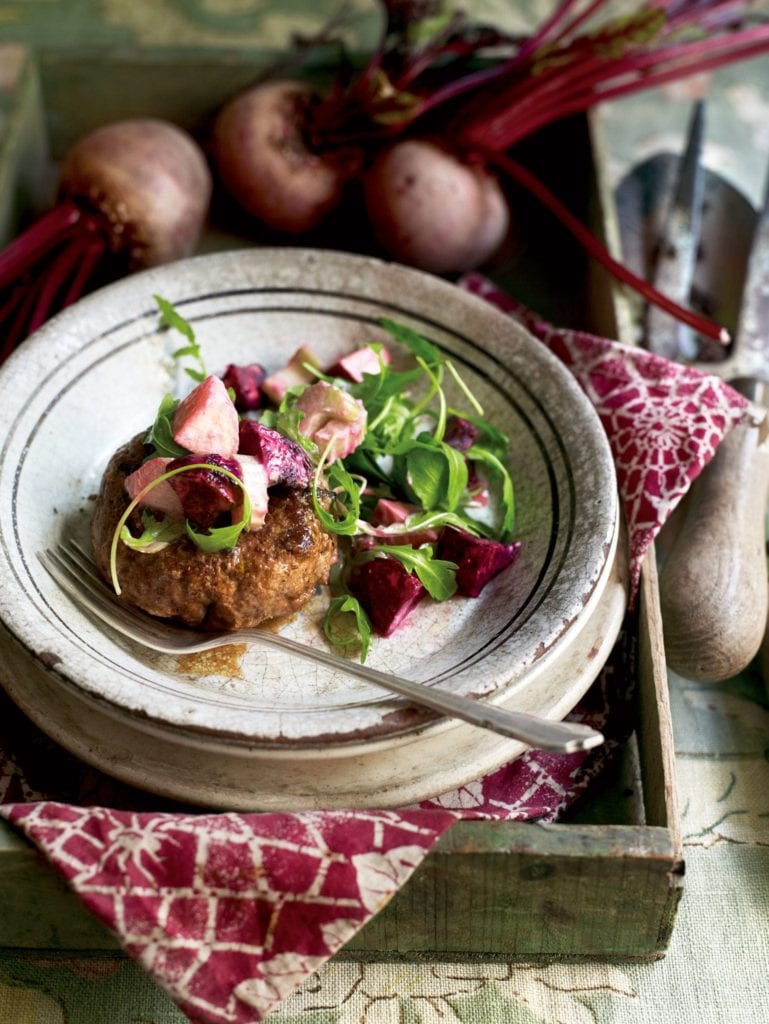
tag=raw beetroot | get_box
[437,526,522,598]
[167,454,243,530]
[211,80,362,234]
[208,1,769,338]
[221,363,266,411]
[238,421,313,488]
[349,555,426,637]
[362,139,510,274]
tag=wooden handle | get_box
[659,422,769,682]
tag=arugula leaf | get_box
[404,441,468,512]
[361,545,458,601]
[154,294,207,381]
[323,594,372,663]
[311,458,362,537]
[467,445,515,537]
[379,318,442,366]
[120,510,184,550]
[186,517,245,552]
[144,394,188,459]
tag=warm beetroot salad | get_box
[103,296,520,660]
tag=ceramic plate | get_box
[0,249,625,809]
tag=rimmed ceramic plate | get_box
[0,248,625,809]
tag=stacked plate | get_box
[0,249,626,810]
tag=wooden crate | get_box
[0,45,683,960]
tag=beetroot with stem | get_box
[212,0,769,342]
[0,118,212,358]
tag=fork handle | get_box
[245,631,603,753]
[659,421,769,682]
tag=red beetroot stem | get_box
[26,230,106,336]
[2,280,41,361]
[506,35,769,146]
[458,24,769,151]
[61,237,107,309]
[489,151,729,345]
[0,201,84,286]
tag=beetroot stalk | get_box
[489,151,729,344]
[459,25,769,150]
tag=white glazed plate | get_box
[0,249,625,809]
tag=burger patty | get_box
[90,434,337,630]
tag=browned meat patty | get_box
[91,433,337,630]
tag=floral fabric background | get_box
[1,1,769,1021]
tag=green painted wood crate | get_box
[0,44,683,961]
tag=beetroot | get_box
[172,375,239,457]
[222,363,266,411]
[349,555,426,637]
[437,526,521,598]
[261,345,321,405]
[363,139,510,273]
[211,80,362,234]
[124,456,182,519]
[237,421,312,488]
[326,345,391,383]
[167,454,243,529]
[444,415,479,452]
[0,118,211,358]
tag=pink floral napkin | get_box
[0,275,753,1023]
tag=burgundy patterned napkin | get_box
[460,273,751,598]
[0,277,753,1023]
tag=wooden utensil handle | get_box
[659,422,769,682]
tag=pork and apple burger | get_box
[90,370,351,631]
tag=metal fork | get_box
[36,540,604,754]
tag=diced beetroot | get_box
[444,415,479,451]
[261,346,321,405]
[172,375,239,456]
[326,345,391,383]
[296,381,366,461]
[437,526,521,598]
[238,421,312,488]
[124,457,183,519]
[221,363,266,411]
[371,498,440,547]
[233,454,269,529]
[349,555,426,637]
[167,454,243,529]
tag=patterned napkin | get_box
[0,276,753,1024]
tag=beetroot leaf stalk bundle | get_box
[212,0,769,343]
[0,118,212,359]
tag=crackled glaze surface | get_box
[0,248,622,805]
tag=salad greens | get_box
[114,298,516,661]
